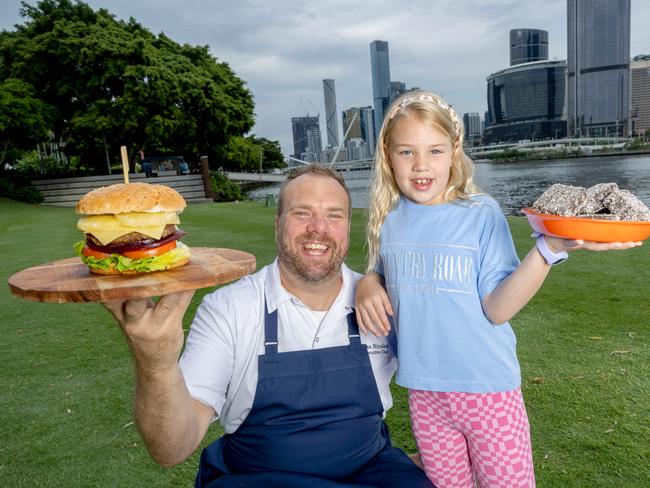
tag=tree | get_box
[217,135,286,172]
[0,0,255,171]
[255,136,285,169]
[0,78,51,166]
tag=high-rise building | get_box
[359,106,376,155]
[631,55,650,136]
[390,81,406,101]
[320,146,346,164]
[510,29,549,66]
[370,40,391,139]
[567,0,631,137]
[342,106,376,156]
[322,79,339,148]
[463,113,482,143]
[305,127,322,162]
[346,138,369,160]
[342,108,363,140]
[291,115,320,160]
[485,60,567,143]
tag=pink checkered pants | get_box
[409,387,535,488]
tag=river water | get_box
[249,154,650,216]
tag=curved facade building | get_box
[510,29,548,66]
[484,60,567,144]
[322,79,339,148]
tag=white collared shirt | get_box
[179,259,397,434]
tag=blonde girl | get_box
[355,90,640,488]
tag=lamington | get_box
[602,190,650,221]
[585,183,618,214]
[531,182,650,221]
[531,184,592,216]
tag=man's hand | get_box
[103,290,195,373]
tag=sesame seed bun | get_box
[76,183,186,215]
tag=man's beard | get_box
[278,230,348,284]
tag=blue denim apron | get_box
[195,302,433,487]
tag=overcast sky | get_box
[2,0,650,154]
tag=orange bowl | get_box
[521,208,650,243]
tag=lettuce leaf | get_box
[73,241,191,273]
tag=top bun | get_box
[76,183,187,215]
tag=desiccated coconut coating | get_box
[532,183,650,221]
[532,184,592,216]
[602,190,650,221]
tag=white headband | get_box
[387,92,463,137]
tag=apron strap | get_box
[264,301,279,354]
[346,311,362,347]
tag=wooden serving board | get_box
[8,247,256,303]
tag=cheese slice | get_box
[77,212,180,245]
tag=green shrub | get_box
[211,171,246,201]
[0,174,43,203]
[13,150,91,177]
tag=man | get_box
[105,164,434,487]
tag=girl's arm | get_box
[481,236,641,325]
[355,272,394,336]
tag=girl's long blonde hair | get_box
[366,90,480,272]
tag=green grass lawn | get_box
[1,197,648,487]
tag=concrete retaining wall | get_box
[32,172,211,207]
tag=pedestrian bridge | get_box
[226,160,374,183]
[225,172,286,183]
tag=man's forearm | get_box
[134,364,206,467]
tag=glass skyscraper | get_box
[342,106,375,157]
[291,115,320,160]
[370,40,391,139]
[510,29,548,66]
[631,56,650,136]
[567,0,631,137]
[463,112,482,143]
[322,79,339,148]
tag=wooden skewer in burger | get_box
[73,147,190,275]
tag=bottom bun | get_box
[88,255,191,275]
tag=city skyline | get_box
[2,0,650,155]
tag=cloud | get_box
[1,0,649,154]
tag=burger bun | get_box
[76,183,186,215]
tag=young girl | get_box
[355,90,640,488]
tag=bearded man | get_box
[104,164,435,487]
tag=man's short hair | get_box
[276,164,351,217]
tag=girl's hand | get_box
[355,272,394,337]
[544,235,643,253]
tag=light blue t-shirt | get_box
[376,194,521,393]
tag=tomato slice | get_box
[122,240,177,259]
[82,246,112,259]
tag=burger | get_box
[73,183,191,274]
